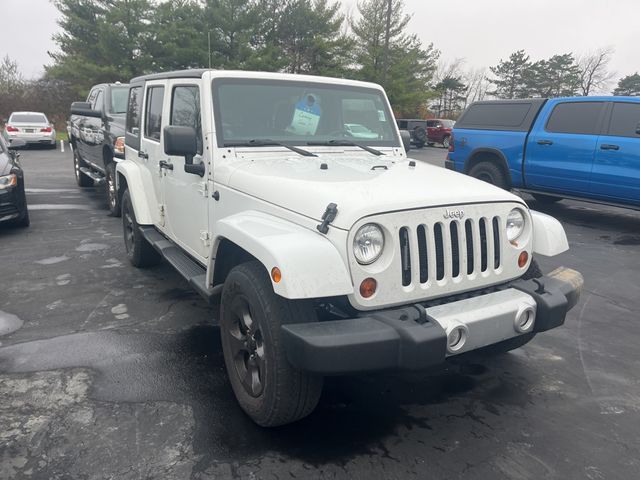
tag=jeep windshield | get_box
[213,78,400,149]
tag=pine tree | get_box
[489,50,532,99]
[613,73,640,96]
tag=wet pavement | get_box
[1,146,639,479]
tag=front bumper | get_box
[0,186,25,222]
[282,268,583,374]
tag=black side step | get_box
[79,167,106,186]
[139,226,221,305]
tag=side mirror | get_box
[400,130,411,153]
[8,138,26,150]
[71,101,102,118]
[163,125,204,177]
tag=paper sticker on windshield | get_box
[377,110,386,121]
[288,94,321,135]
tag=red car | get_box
[426,119,455,148]
[396,118,455,149]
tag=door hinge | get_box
[200,230,211,247]
[199,183,208,197]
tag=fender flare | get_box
[464,148,513,185]
[115,160,154,224]
[210,211,354,299]
[530,210,569,257]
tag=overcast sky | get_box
[1,0,639,89]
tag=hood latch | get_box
[317,203,338,234]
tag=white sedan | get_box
[5,112,56,148]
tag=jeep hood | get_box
[226,154,522,230]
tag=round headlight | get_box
[506,208,525,242]
[353,223,385,265]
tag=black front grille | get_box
[0,204,19,217]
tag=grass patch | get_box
[56,131,68,142]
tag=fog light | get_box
[359,278,377,298]
[447,325,467,353]
[518,251,529,268]
[514,306,535,333]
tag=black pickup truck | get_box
[69,83,129,216]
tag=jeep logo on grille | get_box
[443,208,465,219]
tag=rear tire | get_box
[121,189,160,268]
[468,161,509,190]
[427,142,435,147]
[413,126,427,148]
[73,148,92,187]
[442,136,451,149]
[220,261,323,427]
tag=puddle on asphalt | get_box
[35,256,70,265]
[0,326,496,466]
[0,310,24,337]
[75,243,108,252]
[28,204,92,210]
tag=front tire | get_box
[106,163,121,217]
[442,136,451,149]
[73,148,92,187]
[468,161,509,190]
[220,261,323,427]
[121,189,160,267]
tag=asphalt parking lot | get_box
[1,145,639,479]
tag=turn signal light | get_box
[271,267,282,283]
[359,277,377,298]
[518,251,529,268]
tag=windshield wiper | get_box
[306,139,384,156]
[224,139,317,157]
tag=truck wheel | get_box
[442,136,451,149]
[121,189,160,267]
[73,149,92,187]
[532,193,562,204]
[106,163,121,217]
[468,162,508,190]
[220,261,323,427]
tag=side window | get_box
[93,90,104,112]
[126,86,142,135]
[606,102,640,138]
[144,86,165,141]
[546,102,605,135]
[397,120,408,129]
[170,86,202,155]
[87,88,98,104]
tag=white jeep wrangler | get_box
[116,70,583,427]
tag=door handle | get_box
[600,144,620,151]
[537,139,553,145]
[159,160,174,170]
[138,150,148,159]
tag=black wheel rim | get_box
[123,204,134,253]
[227,295,265,398]
[107,170,116,209]
[74,153,80,180]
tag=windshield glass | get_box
[213,79,399,147]
[442,119,455,128]
[10,113,47,124]
[111,87,129,114]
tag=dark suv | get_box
[396,118,455,148]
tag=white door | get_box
[161,81,210,261]
[140,80,168,226]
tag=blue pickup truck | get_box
[446,97,640,208]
